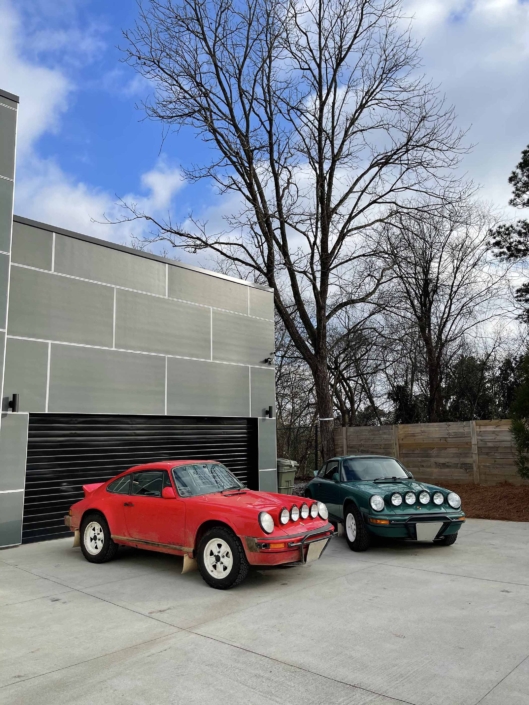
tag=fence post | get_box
[470,420,479,485]
[393,425,400,459]
[342,426,347,455]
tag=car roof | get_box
[330,455,394,461]
[124,460,220,473]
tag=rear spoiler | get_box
[83,483,104,497]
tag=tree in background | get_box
[121,0,466,459]
[380,203,508,422]
[490,144,529,319]
[510,354,529,479]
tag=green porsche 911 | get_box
[305,455,465,551]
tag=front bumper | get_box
[365,512,465,540]
[244,524,334,566]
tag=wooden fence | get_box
[334,420,528,486]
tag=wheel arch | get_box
[194,519,238,553]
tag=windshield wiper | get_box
[373,476,408,483]
[220,485,244,493]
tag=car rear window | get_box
[107,475,131,495]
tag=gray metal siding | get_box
[0,253,9,329]
[0,413,29,492]
[0,103,16,180]
[258,418,277,469]
[0,178,13,253]
[11,221,53,270]
[251,367,275,418]
[8,267,114,346]
[115,288,211,358]
[249,286,274,320]
[54,234,166,295]
[213,310,274,366]
[167,358,249,417]
[168,265,249,313]
[48,345,166,414]
[0,492,24,547]
[3,338,48,412]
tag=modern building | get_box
[0,88,277,548]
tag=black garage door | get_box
[23,414,258,543]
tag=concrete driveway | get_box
[1,519,528,705]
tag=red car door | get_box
[123,470,187,549]
[104,474,133,537]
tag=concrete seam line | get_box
[473,654,529,705]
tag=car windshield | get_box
[171,463,244,497]
[342,457,409,482]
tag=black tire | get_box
[80,512,119,564]
[436,533,458,546]
[197,526,249,590]
[343,503,371,552]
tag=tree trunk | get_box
[313,361,335,461]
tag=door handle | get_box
[123,502,134,507]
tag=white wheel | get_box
[84,520,105,556]
[203,538,234,579]
[345,512,357,542]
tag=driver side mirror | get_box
[162,486,176,499]
[332,473,340,483]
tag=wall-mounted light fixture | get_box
[265,406,274,418]
[8,393,20,412]
[262,351,275,365]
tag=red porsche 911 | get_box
[65,460,333,589]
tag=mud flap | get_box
[182,554,198,574]
[73,530,80,548]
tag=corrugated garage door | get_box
[23,414,258,543]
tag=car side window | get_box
[131,471,165,497]
[107,475,131,495]
[318,463,328,477]
[323,461,339,480]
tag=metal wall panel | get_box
[22,414,258,542]
[167,357,249,417]
[11,221,53,270]
[213,310,274,366]
[0,178,13,253]
[259,469,278,492]
[49,345,166,414]
[0,412,29,492]
[258,417,277,470]
[0,253,8,329]
[0,492,24,547]
[251,367,275,418]
[54,234,166,295]
[168,265,249,313]
[3,338,48,412]
[0,103,16,179]
[8,267,114,346]
[249,287,274,320]
[115,289,211,358]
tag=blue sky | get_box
[1,0,528,265]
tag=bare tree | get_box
[380,204,509,422]
[120,0,467,458]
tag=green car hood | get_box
[348,479,434,495]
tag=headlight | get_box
[433,492,444,505]
[300,503,309,519]
[419,491,430,505]
[317,501,328,520]
[391,493,402,506]
[290,505,300,521]
[405,492,416,505]
[370,495,385,512]
[259,511,274,534]
[279,507,290,525]
[447,492,461,509]
[310,503,318,518]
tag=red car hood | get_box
[191,489,293,511]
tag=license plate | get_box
[415,522,443,542]
[306,538,329,563]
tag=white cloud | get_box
[405,0,529,214]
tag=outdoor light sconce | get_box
[8,393,20,412]
[264,406,274,418]
[262,351,275,365]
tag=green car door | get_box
[310,459,343,521]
